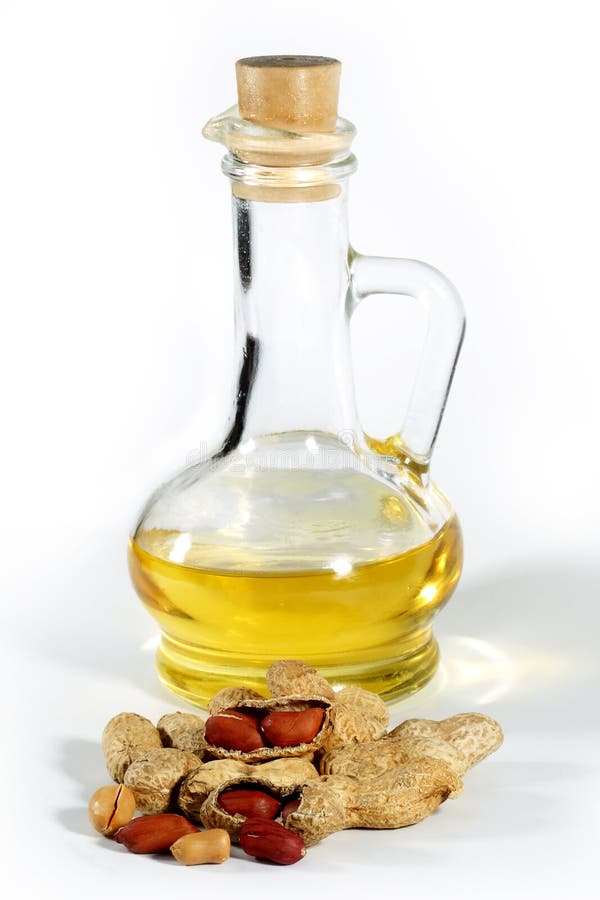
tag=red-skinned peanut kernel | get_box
[205,709,266,752]
[260,708,325,747]
[219,789,281,819]
[115,814,199,853]
[239,817,306,865]
[280,798,301,821]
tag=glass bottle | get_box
[128,56,465,708]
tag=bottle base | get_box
[155,632,440,708]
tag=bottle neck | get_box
[222,185,358,450]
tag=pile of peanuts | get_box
[88,660,503,865]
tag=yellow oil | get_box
[129,516,462,708]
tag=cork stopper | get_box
[236,55,341,134]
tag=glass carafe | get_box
[128,56,465,707]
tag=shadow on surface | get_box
[14,534,172,704]
[393,558,600,730]
[60,738,107,797]
[57,806,94,836]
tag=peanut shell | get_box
[320,734,467,797]
[388,713,503,767]
[282,778,346,846]
[123,748,202,814]
[201,758,460,844]
[208,687,266,715]
[266,660,336,702]
[200,774,324,845]
[318,757,462,830]
[203,695,333,762]
[157,712,207,757]
[322,686,388,751]
[178,756,318,823]
[102,712,163,783]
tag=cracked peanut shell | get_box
[200,774,332,846]
[266,660,336,702]
[178,756,319,823]
[203,695,334,762]
[208,687,266,715]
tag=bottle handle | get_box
[349,253,465,466]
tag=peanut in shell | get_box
[203,695,333,762]
[157,711,207,757]
[178,756,318,823]
[387,713,504,767]
[102,712,162,783]
[123,747,202,814]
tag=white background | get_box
[1,1,599,898]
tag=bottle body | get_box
[129,136,465,707]
[130,435,462,706]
